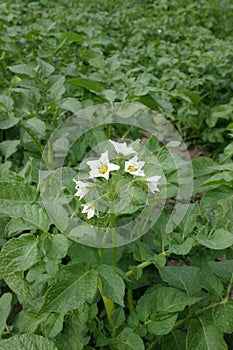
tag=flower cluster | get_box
[73,140,161,219]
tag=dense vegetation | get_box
[0,0,233,349]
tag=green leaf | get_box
[186,316,227,350]
[0,170,36,204]
[138,94,159,110]
[0,234,38,298]
[60,97,82,114]
[135,289,154,323]
[161,330,186,350]
[153,253,167,269]
[0,118,20,130]
[42,313,65,338]
[8,64,36,78]
[154,287,202,313]
[2,166,18,184]
[68,243,98,267]
[0,293,12,336]
[40,233,69,261]
[0,96,14,112]
[135,286,201,324]
[160,266,201,295]
[115,103,142,119]
[44,202,69,232]
[1,272,29,300]
[0,234,38,273]
[198,229,233,250]
[0,334,58,350]
[40,263,98,313]
[16,310,47,334]
[55,335,84,350]
[5,219,35,238]
[200,269,224,301]
[133,241,151,262]
[171,238,195,255]
[37,58,55,77]
[0,180,36,208]
[1,204,51,232]
[213,302,233,334]
[60,31,85,44]
[47,75,65,101]
[200,187,233,211]
[112,307,126,330]
[148,313,178,335]
[208,103,233,128]
[177,203,199,235]
[49,234,69,260]
[68,78,102,93]
[208,260,233,283]
[0,170,50,231]
[23,117,46,137]
[192,157,216,178]
[200,172,233,189]
[0,140,20,159]
[98,265,125,306]
[101,89,116,103]
[116,327,144,350]
[53,304,94,349]
[88,55,105,69]
[224,142,233,160]
[139,94,173,112]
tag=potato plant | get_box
[0,0,233,349]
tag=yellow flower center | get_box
[128,165,137,172]
[99,164,108,174]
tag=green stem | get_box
[174,297,229,330]
[47,141,54,165]
[227,273,233,297]
[112,245,117,267]
[106,124,112,139]
[110,205,117,266]
[147,338,160,350]
[127,289,134,313]
[20,123,52,170]
[109,178,117,266]
[98,248,104,262]
[20,123,43,155]
[100,226,111,247]
[53,106,59,128]
[98,277,115,328]
[125,260,153,278]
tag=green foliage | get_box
[40,264,98,313]
[98,265,125,307]
[187,317,228,350]
[0,0,233,349]
[0,334,58,349]
[0,293,12,336]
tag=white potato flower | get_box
[147,176,161,193]
[87,151,120,180]
[81,202,96,219]
[109,139,137,156]
[73,180,90,199]
[125,155,145,176]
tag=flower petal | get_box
[99,150,109,163]
[109,140,137,156]
[73,180,90,199]
[108,163,120,172]
[125,155,145,176]
[147,176,161,193]
[82,203,95,219]
[87,151,119,180]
